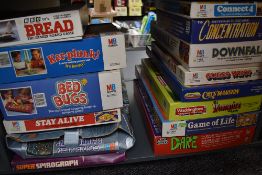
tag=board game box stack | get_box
[135,0,262,156]
[0,3,135,171]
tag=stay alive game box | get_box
[0,70,123,120]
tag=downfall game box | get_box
[138,60,262,121]
[150,43,262,86]
[151,23,262,70]
[0,4,85,48]
[156,10,262,44]
[0,70,123,120]
[0,25,126,84]
[135,75,261,137]
[156,0,262,18]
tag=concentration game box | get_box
[150,43,262,86]
[12,153,125,171]
[134,81,258,156]
[156,0,262,19]
[135,73,261,137]
[0,28,126,84]
[0,70,123,120]
[139,59,262,121]
[151,23,262,70]
[141,57,262,102]
[0,4,84,48]
[3,108,121,134]
[156,10,262,44]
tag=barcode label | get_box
[0,52,11,68]
[34,93,47,107]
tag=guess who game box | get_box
[0,29,126,84]
[134,81,258,156]
[156,0,261,19]
[148,51,262,102]
[140,59,262,121]
[151,23,262,69]
[0,70,123,120]
[0,4,84,47]
[157,10,262,44]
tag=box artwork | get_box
[151,43,262,86]
[0,70,123,120]
[0,4,84,47]
[12,153,125,171]
[151,23,262,69]
[135,76,260,137]
[0,29,126,84]
[157,10,262,44]
[139,60,262,121]
[156,0,261,18]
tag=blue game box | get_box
[156,10,262,44]
[0,70,123,120]
[0,25,126,84]
[135,74,261,137]
[147,50,262,102]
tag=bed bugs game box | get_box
[0,70,123,121]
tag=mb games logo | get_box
[200,5,206,11]
[106,84,117,97]
[196,49,205,57]
[108,38,118,47]
[52,79,88,108]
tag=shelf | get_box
[0,80,262,174]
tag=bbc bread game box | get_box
[0,70,123,121]
[0,3,85,48]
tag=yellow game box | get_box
[141,59,262,121]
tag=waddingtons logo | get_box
[52,79,88,108]
[214,4,256,17]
